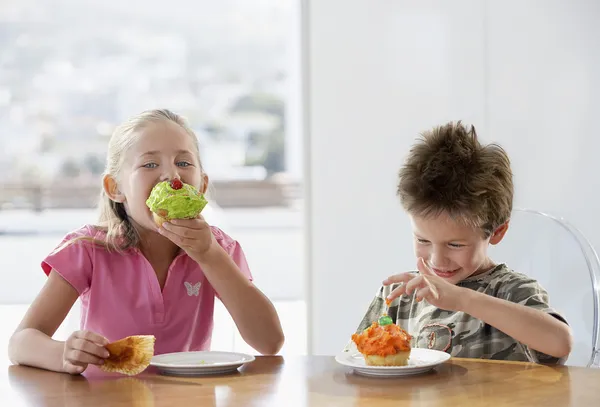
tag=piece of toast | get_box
[100,335,156,376]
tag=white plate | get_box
[335,348,451,377]
[150,351,255,376]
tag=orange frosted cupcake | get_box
[351,320,412,366]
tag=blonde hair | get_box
[59,109,205,253]
[397,121,513,237]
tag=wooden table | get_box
[3,356,600,406]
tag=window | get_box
[0,0,305,364]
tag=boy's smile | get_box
[430,267,461,279]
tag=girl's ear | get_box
[200,174,209,195]
[103,174,125,203]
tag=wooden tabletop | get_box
[3,356,600,406]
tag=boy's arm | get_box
[459,290,573,359]
[386,261,572,361]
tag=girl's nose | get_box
[160,166,180,182]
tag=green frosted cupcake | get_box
[146,179,208,226]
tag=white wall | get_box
[485,0,600,224]
[305,0,600,355]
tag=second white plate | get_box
[335,348,451,377]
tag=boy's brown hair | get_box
[397,121,513,237]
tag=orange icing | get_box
[351,322,412,357]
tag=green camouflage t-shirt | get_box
[349,264,567,364]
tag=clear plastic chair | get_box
[488,208,600,367]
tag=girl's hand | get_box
[62,330,110,375]
[159,215,215,261]
[383,258,467,312]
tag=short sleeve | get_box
[497,275,568,364]
[41,226,95,295]
[498,276,566,323]
[210,226,253,281]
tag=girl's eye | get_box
[143,163,158,169]
[177,161,192,167]
[416,239,429,244]
[448,243,465,248]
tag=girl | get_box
[8,109,285,374]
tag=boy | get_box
[352,122,572,363]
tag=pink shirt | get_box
[41,225,252,355]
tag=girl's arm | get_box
[159,218,285,355]
[8,271,109,373]
[198,246,285,355]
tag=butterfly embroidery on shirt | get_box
[184,281,201,297]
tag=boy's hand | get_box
[159,215,215,261]
[63,330,110,375]
[383,258,467,311]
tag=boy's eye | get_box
[448,243,465,248]
[416,239,429,244]
[143,163,158,169]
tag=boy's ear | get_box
[103,174,125,203]
[490,221,509,245]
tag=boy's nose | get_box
[430,250,449,269]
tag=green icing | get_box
[378,315,393,326]
[145,181,208,220]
